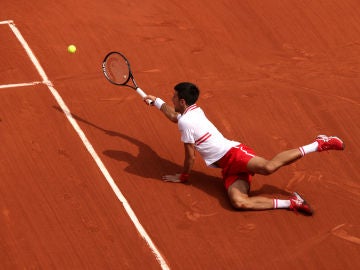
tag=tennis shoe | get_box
[316,135,345,152]
[289,192,313,216]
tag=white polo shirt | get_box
[177,104,239,166]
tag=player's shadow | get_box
[53,106,292,210]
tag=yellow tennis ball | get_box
[67,45,76,54]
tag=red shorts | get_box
[217,144,256,190]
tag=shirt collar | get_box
[182,104,198,115]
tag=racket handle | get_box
[136,88,153,105]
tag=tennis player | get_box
[144,82,344,215]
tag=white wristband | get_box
[154,98,165,110]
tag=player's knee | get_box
[261,162,277,175]
[249,158,277,175]
[230,197,251,210]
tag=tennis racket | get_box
[102,51,152,104]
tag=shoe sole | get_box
[331,136,345,150]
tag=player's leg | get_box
[221,146,280,210]
[247,135,345,175]
[247,149,302,175]
[227,179,274,210]
[227,178,313,214]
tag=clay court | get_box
[1,1,359,269]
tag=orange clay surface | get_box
[1,1,359,269]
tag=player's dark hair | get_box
[174,82,199,105]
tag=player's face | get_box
[172,91,182,113]
[172,91,187,113]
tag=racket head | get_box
[102,52,132,85]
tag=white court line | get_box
[7,22,51,84]
[2,20,170,270]
[0,81,43,89]
[0,20,13,24]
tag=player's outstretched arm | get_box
[144,95,179,123]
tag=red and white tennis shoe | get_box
[289,192,313,216]
[316,135,345,152]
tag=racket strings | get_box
[105,56,130,84]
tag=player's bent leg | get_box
[247,149,303,175]
[246,156,272,175]
[227,179,250,209]
[227,179,274,210]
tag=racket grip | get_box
[136,88,153,105]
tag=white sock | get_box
[299,141,319,156]
[273,199,291,209]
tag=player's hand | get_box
[162,173,189,183]
[163,174,181,182]
[144,95,157,105]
